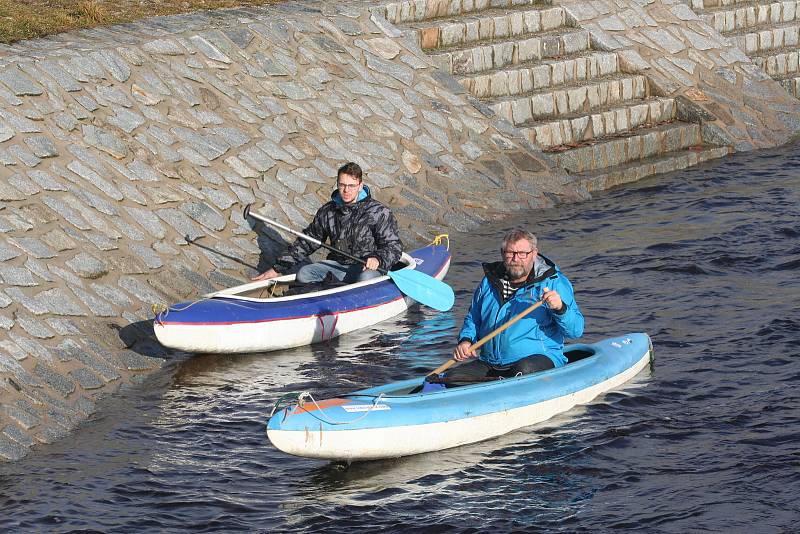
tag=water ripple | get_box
[3,144,800,532]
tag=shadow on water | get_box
[115,317,190,370]
[303,368,655,506]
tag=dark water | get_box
[2,143,799,532]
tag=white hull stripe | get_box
[267,349,651,460]
[154,297,410,353]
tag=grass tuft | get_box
[72,1,109,25]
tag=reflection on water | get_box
[306,369,653,509]
[1,143,799,532]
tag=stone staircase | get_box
[383,0,728,189]
[693,0,800,97]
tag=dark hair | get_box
[337,162,363,181]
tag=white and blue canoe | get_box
[266,333,653,460]
[154,244,451,353]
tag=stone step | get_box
[751,48,800,76]
[702,1,800,33]
[383,0,549,25]
[689,0,774,12]
[728,22,800,54]
[520,97,677,148]
[407,5,567,50]
[458,51,620,98]
[487,73,649,125]
[547,122,704,174]
[777,73,800,96]
[568,145,731,192]
[429,27,591,75]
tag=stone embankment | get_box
[0,0,799,462]
[383,0,800,189]
[693,0,800,97]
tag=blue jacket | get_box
[458,255,584,367]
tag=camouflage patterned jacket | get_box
[273,185,403,274]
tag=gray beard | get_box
[505,264,527,280]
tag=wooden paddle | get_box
[243,204,455,312]
[428,299,546,377]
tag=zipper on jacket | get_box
[485,282,506,362]
[490,294,515,363]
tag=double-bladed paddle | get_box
[243,204,455,312]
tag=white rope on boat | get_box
[153,295,262,324]
[294,391,387,426]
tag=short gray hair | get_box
[502,228,537,250]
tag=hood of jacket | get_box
[482,254,557,287]
[331,184,370,206]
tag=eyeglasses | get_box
[502,249,534,259]
[337,182,360,190]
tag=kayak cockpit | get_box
[205,252,417,300]
[565,347,595,363]
[361,347,600,397]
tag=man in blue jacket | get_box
[446,228,584,384]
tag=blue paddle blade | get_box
[387,269,455,311]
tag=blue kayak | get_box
[267,333,653,460]
[154,244,451,353]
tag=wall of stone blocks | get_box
[557,0,800,150]
[0,2,576,461]
[378,0,800,149]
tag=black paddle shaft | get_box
[243,204,388,274]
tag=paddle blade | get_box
[388,269,455,311]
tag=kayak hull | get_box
[267,333,653,460]
[154,245,451,353]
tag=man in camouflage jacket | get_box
[252,162,403,284]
